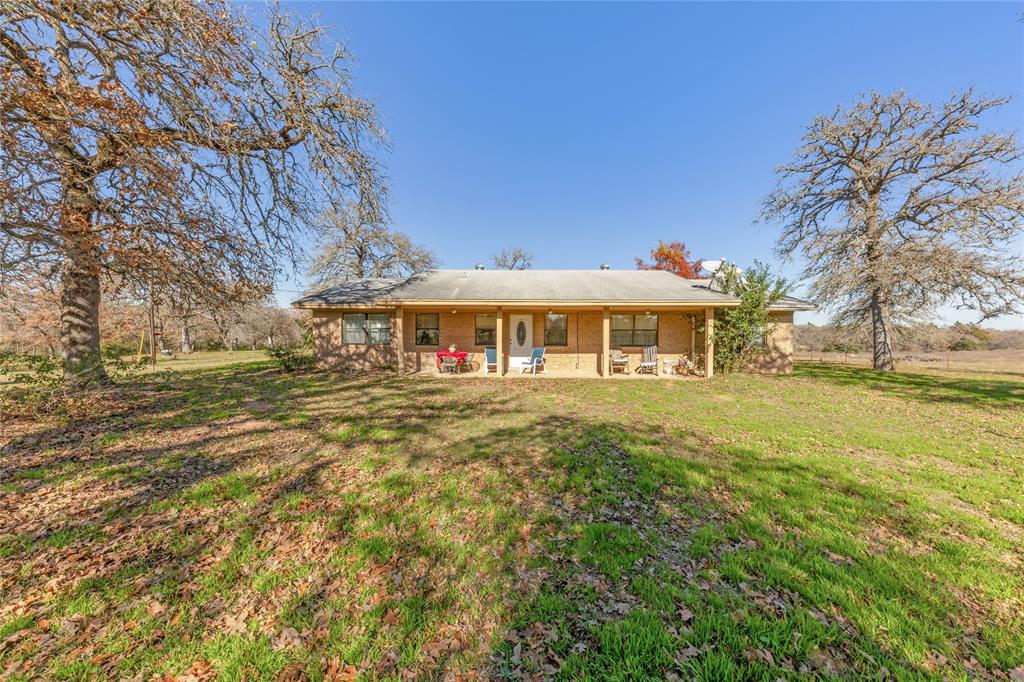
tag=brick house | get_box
[291,268,815,377]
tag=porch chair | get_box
[460,352,475,373]
[483,346,498,374]
[609,349,630,375]
[522,347,547,375]
[637,346,658,375]
[439,355,459,375]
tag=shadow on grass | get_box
[0,366,525,678]
[455,418,965,680]
[794,363,1024,409]
[1,364,1017,680]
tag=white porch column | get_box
[601,307,611,378]
[495,306,504,376]
[704,307,715,378]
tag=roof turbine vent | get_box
[600,263,610,270]
[474,263,485,270]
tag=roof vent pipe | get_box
[474,263,485,270]
[600,263,610,270]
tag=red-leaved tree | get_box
[635,241,704,278]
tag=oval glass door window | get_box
[516,321,526,346]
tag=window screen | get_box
[610,314,658,347]
[415,314,440,346]
[343,313,390,344]
[475,314,496,345]
[544,314,568,346]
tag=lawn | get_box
[1,357,1022,680]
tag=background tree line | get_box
[2,0,1021,389]
[0,279,305,358]
[794,322,1024,354]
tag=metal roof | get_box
[291,269,816,310]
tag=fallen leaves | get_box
[273,622,306,651]
[322,657,359,681]
[146,598,166,616]
[3,364,1022,681]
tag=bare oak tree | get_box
[307,204,437,287]
[761,90,1024,371]
[0,1,385,386]
[492,247,533,270]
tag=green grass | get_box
[1,355,1021,680]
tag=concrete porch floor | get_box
[410,368,703,380]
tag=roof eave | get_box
[768,302,817,312]
[292,298,743,309]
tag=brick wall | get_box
[527,311,602,373]
[400,309,700,374]
[309,307,794,375]
[616,312,697,370]
[401,310,487,373]
[746,311,794,374]
[311,310,398,370]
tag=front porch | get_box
[394,305,717,379]
[412,366,703,380]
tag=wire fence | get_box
[795,350,1024,374]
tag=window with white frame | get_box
[342,313,391,344]
[610,314,658,347]
[475,314,496,345]
[415,314,440,346]
[544,314,568,346]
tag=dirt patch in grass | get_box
[863,520,934,558]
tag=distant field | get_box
[0,350,275,384]
[794,348,1024,375]
[144,350,273,372]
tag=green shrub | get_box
[822,342,860,353]
[948,336,978,351]
[266,345,313,372]
[711,261,788,374]
[0,350,157,417]
[101,342,134,360]
[0,351,62,388]
[1,351,66,417]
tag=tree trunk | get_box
[59,189,111,387]
[870,291,895,372]
[147,298,158,366]
[181,323,192,353]
[863,201,894,372]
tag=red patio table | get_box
[436,350,469,369]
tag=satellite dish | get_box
[700,259,724,275]
[702,258,743,291]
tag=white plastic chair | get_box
[521,347,547,375]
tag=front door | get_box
[508,314,533,368]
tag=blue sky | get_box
[277,1,1024,328]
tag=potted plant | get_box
[448,343,457,353]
